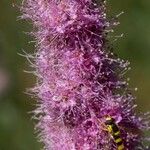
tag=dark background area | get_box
[0,0,149,149]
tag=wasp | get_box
[104,116,125,150]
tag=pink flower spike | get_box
[20,0,150,149]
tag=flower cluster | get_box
[21,0,150,149]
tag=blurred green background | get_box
[0,0,149,149]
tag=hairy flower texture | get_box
[21,0,150,150]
